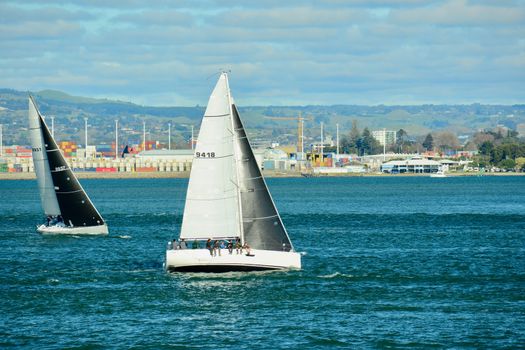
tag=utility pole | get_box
[383,128,386,161]
[191,125,194,150]
[336,123,339,156]
[143,121,146,151]
[301,119,304,161]
[320,121,324,166]
[84,117,88,159]
[115,119,119,159]
[168,122,171,150]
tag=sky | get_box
[1,0,524,106]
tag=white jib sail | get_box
[179,73,240,240]
[28,97,61,216]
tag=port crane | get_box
[263,113,313,158]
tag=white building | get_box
[381,156,440,174]
[372,130,396,146]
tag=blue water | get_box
[1,176,524,348]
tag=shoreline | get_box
[0,171,523,180]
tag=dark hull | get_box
[167,264,281,273]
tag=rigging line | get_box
[55,189,83,194]
[186,195,237,201]
[229,178,240,189]
[243,214,279,221]
[204,113,230,118]
[243,175,263,180]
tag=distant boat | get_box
[166,73,301,272]
[28,96,108,235]
[430,167,447,178]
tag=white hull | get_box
[430,172,447,178]
[166,248,301,272]
[37,223,109,235]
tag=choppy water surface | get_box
[1,176,524,348]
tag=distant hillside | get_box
[0,88,524,147]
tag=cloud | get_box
[0,0,523,105]
[390,0,525,26]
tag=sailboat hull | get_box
[37,224,109,235]
[166,248,301,273]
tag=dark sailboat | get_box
[29,96,108,234]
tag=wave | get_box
[318,272,354,279]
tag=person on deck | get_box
[180,238,187,249]
[227,240,233,254]
[206,239,213,256]
[192,240,199,249]
[243,242,251,255]
[235,238,242,254]
[213,240,221,256]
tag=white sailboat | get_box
[29,96,108,235]
[166,73,301,272]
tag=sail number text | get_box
[196,152,216,158]
[32,147,42,152]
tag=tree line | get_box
[330,120,525,171]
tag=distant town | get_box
[1,88,524,176]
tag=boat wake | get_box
[318,272,354,279]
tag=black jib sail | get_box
[231,104,293,251]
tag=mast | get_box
[225,73,245,244]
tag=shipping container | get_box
[96,167,117,173]
[136,167,157,172]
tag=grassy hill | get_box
[0,88,524,147]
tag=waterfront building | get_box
[381,156,440,174]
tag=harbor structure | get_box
[381,156,440,174]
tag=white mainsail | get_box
[179,73,241,240]
[28,97,61,216]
